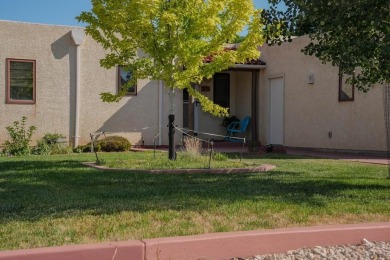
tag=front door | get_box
[213,73,230,109]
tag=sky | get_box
[0,0,278,27]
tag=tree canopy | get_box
[262,0,390,91]
[78,0,264,116]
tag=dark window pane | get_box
[214,74,230,108]
[339,74,354,102]
[118,66,137,95]
[10,61,34,101]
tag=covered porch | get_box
[183,59,266,144]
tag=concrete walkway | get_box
[286,148,389,165]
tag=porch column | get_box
[251,70,259,142]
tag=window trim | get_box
[338,73,354,102]
[6,58,36,104]
[117,65,137,96]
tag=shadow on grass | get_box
[0,158,388,224]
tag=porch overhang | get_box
[229,64,266,70]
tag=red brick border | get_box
[1,223,389,260]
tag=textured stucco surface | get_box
[0,20,182,147]
[0,21,72,145]
[0,21,386,151]
[259,36,386,152]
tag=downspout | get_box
[158,80,163,145]
[71,29,85,148]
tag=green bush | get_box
[76,136,131,153]
[33,133,71,155]
[32,140,51,155]
[99,136,131,152]
[2,116,36,156]
[42,133,65,144]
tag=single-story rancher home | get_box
[0,20,386,153]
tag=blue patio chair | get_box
[224,116,250,142]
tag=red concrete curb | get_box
[143,222,390,260]
[0,241,144,260]
[1,223,389,260]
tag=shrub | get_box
[32,140,51,155]
[42,133,66,144]
[2,116,36,156]
[33,133,71,155]
[99,136,131,152]
[76,136,131,153]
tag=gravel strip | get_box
[231,239,390,260]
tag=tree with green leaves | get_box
[78,0,264,159]
[262,0,390,177]
[262,0,389,90]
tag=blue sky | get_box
[0,0,276,27]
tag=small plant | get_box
[42,133,66,145]
[33,133,70,155]
[32,140,51,156]
[213,151,228,161]
[2,116,36,156]
[182,136,202,158]
[96,158,106,165]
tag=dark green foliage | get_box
[32,140,51,156]
[99,136,131,152]
[33,133,71,155]
[77,135,131,153]
[222,116,240,128]
[42,133,66,145]
[2,116,36,156]
[262,0,390,90]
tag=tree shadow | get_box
[0,159,388,224]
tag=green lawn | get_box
[0,152,389,250]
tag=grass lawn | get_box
[0,152,389,250]
[100,150,257,169]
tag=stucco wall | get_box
[0,21,385,151]
[259,36,386,152]
[0,21,72,145]
[0,20,182,147]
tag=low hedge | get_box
[77,135,131,152]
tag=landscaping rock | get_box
[231,239,390,260]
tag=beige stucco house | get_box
[0,20,386,153]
